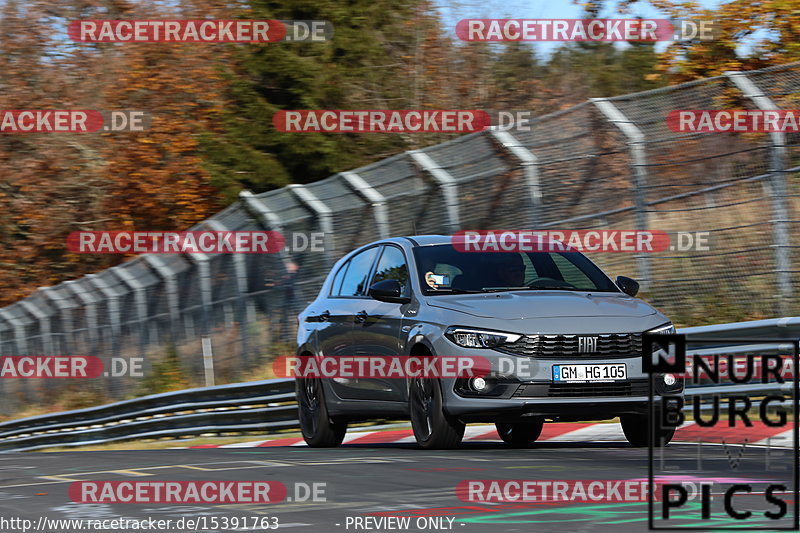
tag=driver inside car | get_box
[489,253,526,288]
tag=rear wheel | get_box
[620,414,675,447]
[409,377,465,449]
[297,377,347,447]
[496,420,544,448]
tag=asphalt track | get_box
[0,434,795,533]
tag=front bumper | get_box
[445,394,654,422]
[430,343,683,422]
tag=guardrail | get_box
[0,379,298,452]
[1,318,797,453]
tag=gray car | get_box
[295,235,683,449]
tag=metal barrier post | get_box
[0,309,31,401]
[288,184,335,268]
[19,301,52,356]
[205,218,251,366]
[489,128,542,227]
[186,251,212,383]
[87,274,121,398]
[40,286,75,355]
[112,265,148,364]
[591,98,651,287]
[63,279,99,356]
[727,71,792,315]
[18,300,54,394]
[239,191,293,345]
[144,255,181,345]
[340,171,390,239]
[408,149,460,233]
[239,190,293,273]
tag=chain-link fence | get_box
[3,63,800,415]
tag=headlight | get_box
[444,327,521,348]
[647,323,676,335]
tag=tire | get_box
[296,377,347,447]
[409,377,465,449]
[496,420,544,448]
[620,414,675,447]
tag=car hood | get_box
[426,291,657,319]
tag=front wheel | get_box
[409,377,465,449]
[620,414,675,447]
[297,377,347,447]
[496,420,544,448]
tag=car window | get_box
[337,247,380,297]
[329,262,348,296]
[548,253,595,288]
[413,245,618,293]
[370,246,410,296]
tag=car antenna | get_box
[412,219,417,235]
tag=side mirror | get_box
[368,279,411,304]
[615,276,639,297]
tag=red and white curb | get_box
[188,421,793,449]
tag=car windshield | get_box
[413,245,619,294]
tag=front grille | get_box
[497,333,642,358]
[513,381,649,398]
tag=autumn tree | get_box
[584,0,800,81]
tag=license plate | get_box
[552,363,627,382]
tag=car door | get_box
[351,244,412,402]
[310,258,352,362]
[319,245,381,400]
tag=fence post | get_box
[0,315,9,412]
[591,98,651,287]
[287,184,335,269]
[17,300,56,396]
[240,190,293,272]
[340,171,390,239]
[205,218,251,366]
[86,274,121,398]
[202,335,215,387]
[0,309,27,357]
[239,191,293,344]
[19,300,52,356]
[144,255,180,345]
[63,279,99,356]
[0,308,31,401]
[111,265,148,365]
[186,251,212,383]
[726,71,792,315]
[489,128,542,227]
[40,286,75,355]
[408,149,460,233]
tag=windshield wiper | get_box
[480,285,579,292]
[430,288,483,294]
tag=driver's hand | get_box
[424,271,438,289]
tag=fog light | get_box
[471,377,487,391]
[664,373,677,386]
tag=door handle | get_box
[307,310,330,322]
[355,310,369,323]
